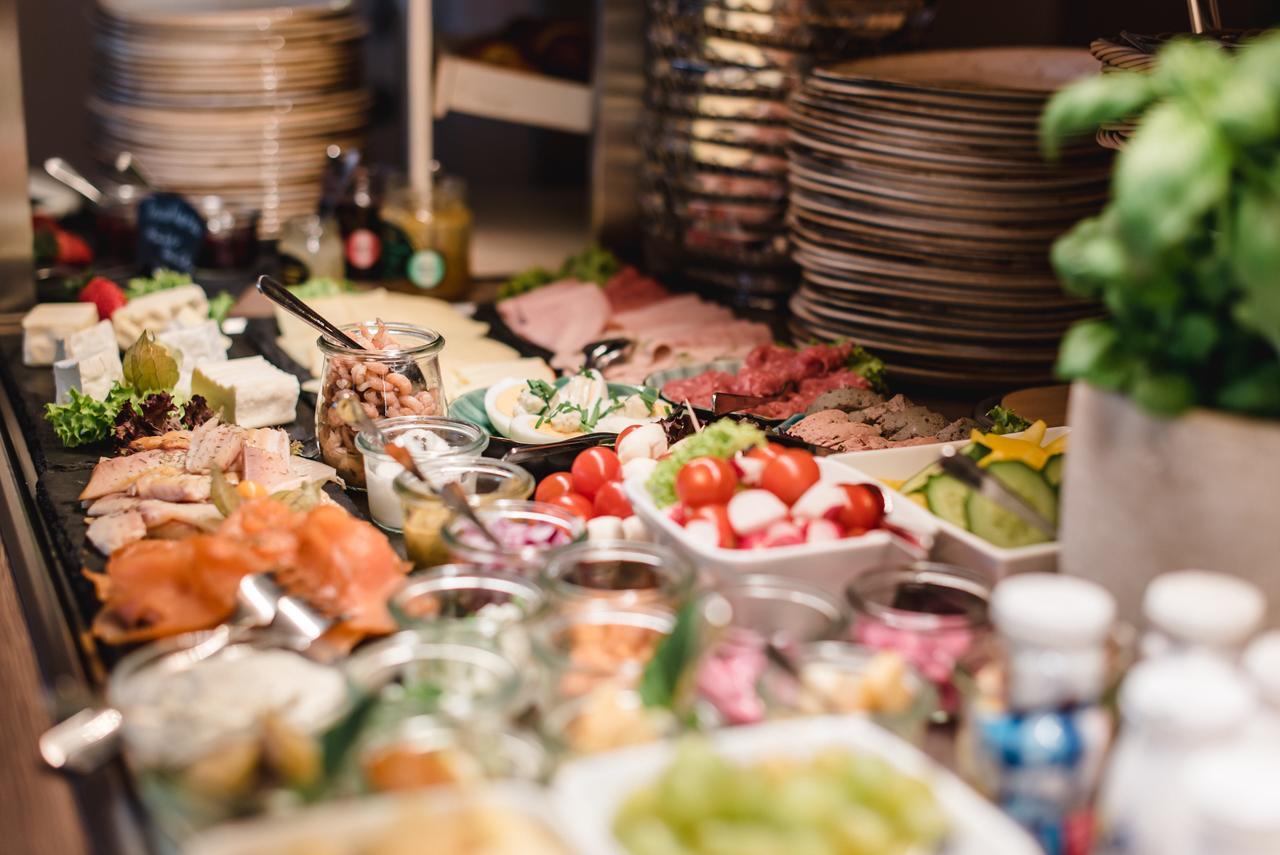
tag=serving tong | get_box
[256,274,365,350]
[938,445,1058,537]
[39,574,333,774]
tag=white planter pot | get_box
[1060,382,1280,625]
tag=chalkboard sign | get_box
[136,193,206,273]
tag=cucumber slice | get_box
[923,475,971,529]
[966,443,990,462]
[985,461,1059,524]
[1044,454,1064,490]
[899,462,942,497]
[966,492,1052,548]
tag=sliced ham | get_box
[129,467,214,503]
[135,500,222,530]
[609,294,736,332]
[603,267,669,312]
[85,494,142,517]
[79,449,188,501]
[185,419,243,475]
[86,512,147,555]
[242,428,293,490]
[497,280,610,357]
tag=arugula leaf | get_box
[986,406,1032,435]
[845,345,886,393]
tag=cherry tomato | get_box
[746,443,785,463]
[690,503,736,548]
[571,447,622,499]
[837,483,885,531]
[760,449,820,506]
[535,471,575,503]
[549,492,594,519]
[592,480,633,518]
[676,456,738,507]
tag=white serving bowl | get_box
[551,715,1041,855]
[830,426,1069,577]
[625,457,939,599]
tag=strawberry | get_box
[78,276,127,320]
[54,230,93,266]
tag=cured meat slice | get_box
[497,280,610,356]
[86,512,147,555]
[184,419,244,474]
[130,467,213,503]
[79,449,188,501]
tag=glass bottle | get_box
[277,213,345,285]
[336,165,384,280]
[380,174,472,300]
[960,573,1117,855]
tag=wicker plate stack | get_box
[89,0,370,237]
[787,47,1108,389]
[1090,30,1259,150]
[641,0,932,308]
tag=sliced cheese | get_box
[54,349,124,402]
[191,356,300,428]
[111,284,209,349]
[21,303,99,366]
[158,319,230,394]
[443,357,552,399]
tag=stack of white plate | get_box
[90,0,370,236]
[787,48,1109,389]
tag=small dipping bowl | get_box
[441,500,586,574]
[197,195,261,269]
[693,575,849,726]
[358,715,548,793]
[344,631,526,727]
[358,417,488,532]
[394,457,535,567]
[540,540,695,611]
[532,606,675,705]
[845,561,993,719]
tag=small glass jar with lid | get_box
[357,416,488,532]
[394,457,535,567]
[316,321,447,488]
[441,500,586,575]
[540,540,696,612]
[380,173,472,301]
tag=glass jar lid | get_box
[356,415,488,461]
[541,540,695,608]
[393,456,535,505]
[317,320,444,359]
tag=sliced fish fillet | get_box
[86,512,147,555]
[79,449,188,501]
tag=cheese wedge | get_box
[111,284,209,349]
[54,349,124,402]
[191,356,299,428]
[22,303,99,366]
[158,320,230,394]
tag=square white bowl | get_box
[551,715,1040,855]
[829,427,1069,577]
[625,457,940,599]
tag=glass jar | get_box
[845,561,993,720]
[344,631,526,727]
[277,212,345,285]
[390,565,545,668]
[358,715,548,793]
[380,175,472,301]
[777,642,937,746]
[442,500,586,575]
[357,416,488,532]
[316,321,447,489]
[691,575,848,727]
[394,458,535,567]
[541,540,696,611]
[541,685,680,758]
[532,606,675,706]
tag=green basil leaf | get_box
[638,602,698,709]
[1056,320,1120,379]
[1231,185,1280,355]
[1039,72,1156,159]
[1049,216,1130,296]
[1150,38,1230,103]
[1216,361,1280,416]
[1129,371,1196,416]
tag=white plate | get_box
[625,456,938,599]
[552,716,1041,855]
[830,426,1068,576]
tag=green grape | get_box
[615,816,689,855]
[826,804,898,855]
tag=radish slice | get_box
[733,454,767,486]
[622,457,659,483]
[683,518,723,549]
[805,518,844,544]
[791,482,849,520]
[761,519,806,548]
[622,515,650,543]
[738,531,770,550]
[617,423,668,463]
[587,515,625,541]
[727,489,789,536]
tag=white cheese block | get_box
[57,319,119,363]
[444,357,553,398]
[111,284,209,349]
[158,320,231,394]
[191,356,299,428]
[54,349,124,402]
[21,303,99,366]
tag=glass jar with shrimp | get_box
[316,321,446,488]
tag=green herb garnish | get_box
[124,268,193,299]
[846,345,887,394]
[986,405,1033,435]
[499,243,621,299]
[639,603,699,709]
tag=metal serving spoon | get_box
[582,337,633,373]
[43,157,105,206]
[256,274,365,349]
[333,390,391,448]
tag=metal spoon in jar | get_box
[43,157,105,206]
[438,481,504,550]
[256,274,365,349]
[333,389,391,447]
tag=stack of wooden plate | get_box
[90,0,369,237]
[640,0,932,307]
[787,47,1109,389]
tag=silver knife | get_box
[939,445,1058,537]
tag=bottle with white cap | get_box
[1242,631,1280,744]
[961,573,1117,855]
[1185,743,1280,855]
[1095,653,1257,855]
[1141,570,1265,661]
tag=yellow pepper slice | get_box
[1020,419,1048,446]
[1043,434,1068,456]
[971,429,1051,471]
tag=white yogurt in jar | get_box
[364,427,453,531]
